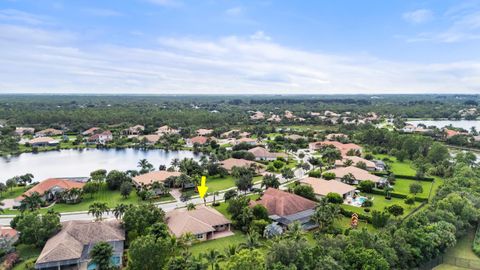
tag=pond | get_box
[407,120,480,131]
[0,148,201,183]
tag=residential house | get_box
[132,171,181,191]
[87,130,113,145]
[300,177,355,200]
[334,156,377,171]
[35,220,125,270]
[402,125,416,133]
[324,166,383,185]
[267,114,281,122]
[235,137,257,146]
[221,129,240,138]
[15,127,35,136]
[196,128,213,136]
[155,125,179,136]
[444,128,467,138]
[285,134,304,141]
[308,141,362,156]
[186,136,211,147]
[326,133,348,141]
[219,158,265,173]
[16,177,88,204]
[123,125,145,136]
[139,134,161,145]
[81,127,101,136]
[35,128,63,137]
[248,146,284,161]
[28,137,59,147]
[250,111,265,120]
[166,206,232,241]
[250,188,317,229]
[0,227,18,244]
[284,110,295,119]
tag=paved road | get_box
[0,153,309,226]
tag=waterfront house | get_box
[35,128,63,137]
[123,125,145,136]
[250,188,317,229]
[196,128,214,136]
[81,127,101,136]
[139,134,161,145]
[15,127,35,136]
[87,130,113,145]
[28,137,59,147]
[166,206,232,241]
[186,136,210,147]
[35,220,125,270]
[16,177,88,204]
[155,125,179,136]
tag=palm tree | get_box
[178,232,197,249]
[223,245,239,259]
[113,203,128,219]
[261,174,280,189]
[341,173,356,185]
[202,249,224,270]
[285,221,305,241]
[19,192,43,212]
[311,201,340,231]
[171,158,180,168]
[137,159,154,173]
[88,202,109,221]
[187,203,196,211]
[212,191,219,205]
[239,231,262,250]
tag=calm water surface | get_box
[0,148,200,182]
[408,120,480,130]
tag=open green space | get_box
[0,186,26,200]
[391,178,432,198]
[374,154,417,176]
[189,231,247,256]
[206,175,262,193]
[342,193,421,217]
[12,244,41,270]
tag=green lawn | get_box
[1,187,26,200]
[374,154,416,176]
[2,184,174,215]
[391,178,432,198]
[333,216,375,231]
[435,229,480,270]
[189,232,247,256]
[12,244,41,270]
[342,193,420,217]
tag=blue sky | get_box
[0,0,479,94]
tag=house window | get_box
[111,255,121,266]
[196,234,204,239]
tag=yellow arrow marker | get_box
[198,176,208,199]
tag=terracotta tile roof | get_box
[166,206,231,237]
[235,137,257,144]
[196,129,213,136]
[334,156,376,168]
[219,158,264,172]
[188,136,209,145]
[36,220,124,265]
[28,137,57,144]
[82,127,100,135]
[140,134,161,143]
[309,141,362,156]
[250,188,316,217]
[35,128,63,136]
[17,178,86,201]
[326,133,348,141]
[248,147,276,158]
[0,227,18,239]
[132,171,181,186]
[325,166,382,182]
[300,177,355,196]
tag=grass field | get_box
[189,231,247,256]
[434,229,480,270]
[0,187,26,200]
[374,154,417,176]
[391,178,432,198]
[206,175,263,193]
[12,244,41,270]
[342,193,420,217]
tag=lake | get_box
[407,120,480,131]
[0,148,201,183]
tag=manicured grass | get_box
[374,154,416,176]
[333,216,375,231]
[342,193,420,217]
[200,175,263,193]
[12,244,41,270]
[391,178,432,198]
[189,231,247,256]
[0,187,26,200]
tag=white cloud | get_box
[225,6,243,16]
[0,9,50,25]
[0,24,479,94]
[145,0,182,7]
[250,31,271,41]
[403,9,433,24]
[82,8,123,17]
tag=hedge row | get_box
[340,208,372,223]
[372,172,434,182]
[370,189,428,203]
[474,224,480,257]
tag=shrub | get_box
[326,192,343,204]
[308,170,322,178]
[473,226,480,257]
[293,185,316,201]
[371,210,390,228]
[273,160,285,169]
[386,204,404,216]
[358,180,375,193]
[362,199,373,208]
[322,172,336,180]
